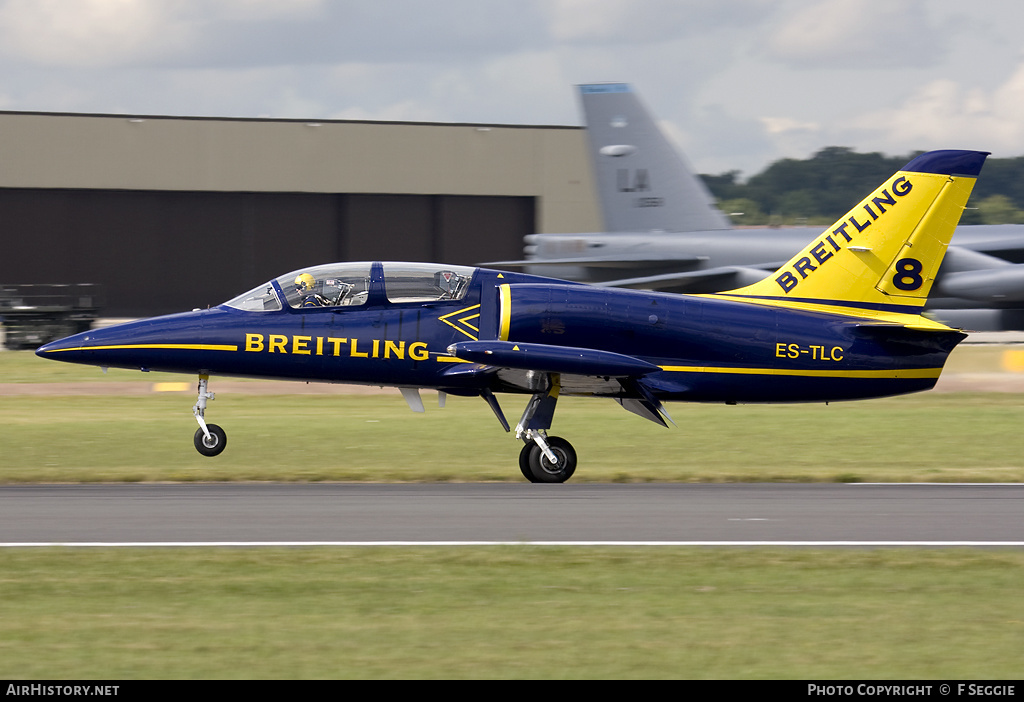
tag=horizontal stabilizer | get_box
[447,341,660,377]
[850,323,968,351]
[938,264,1024,303]
[850,322,965,334]
[957,233,1024,259]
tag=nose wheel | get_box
[194,423,227,457]
[192,374,227,457]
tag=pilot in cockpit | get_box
[294,273,331,307]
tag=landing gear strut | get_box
[514,372,577,483]
[192,374,226,457]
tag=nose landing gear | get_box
[192,375,227,457]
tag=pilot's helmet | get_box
[294,273,316,292]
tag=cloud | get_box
[223,2,549,67]
[847,63,1024,156]
[326,50,575,126]
[765,0,943,70]
[0,0,193,67]
[675,103,777,177]
[543,0,774,44]
[0,0,550,69]
[206,0,325,22]
[760,116,819,136]
[0,0,1019,177]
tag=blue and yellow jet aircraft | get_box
[37,150,987,482]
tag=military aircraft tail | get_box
[722,150,989,313]
[578,83,732,234]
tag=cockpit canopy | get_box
[223,262,476,312]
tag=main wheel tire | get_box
[525,436,577,483]
[518,442,535,481]
[193,423,227,457]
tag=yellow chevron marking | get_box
[439,304,481,340]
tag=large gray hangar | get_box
[0,111,599,316]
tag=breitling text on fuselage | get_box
[244,333,430,361]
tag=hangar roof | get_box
[0,110,600,234]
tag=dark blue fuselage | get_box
[500,283,962,402]
[37,266,964,405]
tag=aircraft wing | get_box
[447,340,660,376]
[594,265,778,293]
[443,340,675,428]
[953,234,1024,263]
[937,263,1024,303]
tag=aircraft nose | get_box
[34,309,212,371]
[35,330,91,360]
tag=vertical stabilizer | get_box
[578,83,732,233]
[723,150,989,312]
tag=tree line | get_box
[699,146,1024,226]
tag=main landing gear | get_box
[185,371,578,482]
[518,436,577,483]
[512,372,577,484]
[192,374,226,457]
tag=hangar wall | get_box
[0,112,598,316]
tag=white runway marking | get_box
[854,483,1024,486]
[1,541,1023,548]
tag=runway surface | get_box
[1,483,1022,545]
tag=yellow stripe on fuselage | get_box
[658,365,942,379]
[499,284,511,341]
[698,293,957,331]
[44,343,239,353]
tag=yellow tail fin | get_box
[725,150,988,312]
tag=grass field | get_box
[3,349,1023,679]
[4,344,1020,484]
[0,548,1021,679]
[2,392,1024,483]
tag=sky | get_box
[1,0,1023,178]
